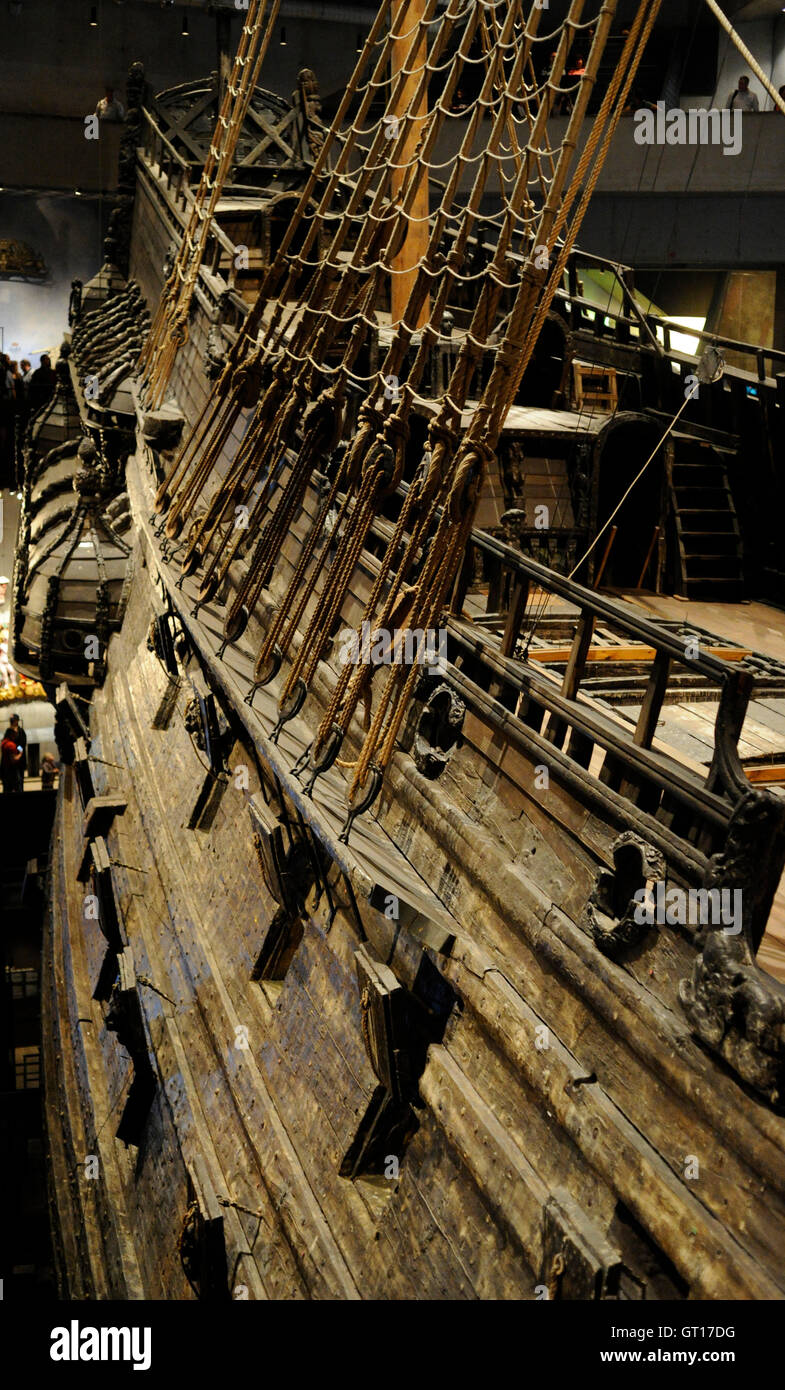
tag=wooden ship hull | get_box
[19,2,785,1301]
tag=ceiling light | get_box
[89,5,97,25]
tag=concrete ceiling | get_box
[88,0,785,34]
[96,0,725,21]
[728,0,785,19]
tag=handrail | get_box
[445,622,732,827]
[396,478,735,683]
[140,107,189,175]
[651,319,785,382]
[137,136,240,269]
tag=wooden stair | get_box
[668,437,743,600]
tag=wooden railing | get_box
[362,484,758,863]
[560,251,785,387]
[650,321,785,386]
[138,107,249,333]
[451,525,752,828]
[139,107,190,215]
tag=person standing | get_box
[1,730,23,793]
[96,87,125,122]
[0,354,16,490]
[3,713,27,789]
[27,354,56,418]
[9,361,24,486]
[17,360,33,455]
[40,752,59,792]
[727,75,760,112]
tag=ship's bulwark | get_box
[39,438,785,1298]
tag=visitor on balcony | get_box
[40,752,59,793]
[727,75,759,112]
[3,713,26,790]
[1,729,23,794]
[96,87,125,122]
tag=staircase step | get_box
[684,558,743,578]
[670,441,742,596]
[684,576,742,585]
[680,527,739,538]
[679,522,737,534]
[677,509,734,517]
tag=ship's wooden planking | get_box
[37,45,785,1296]
[39,425,785,1299]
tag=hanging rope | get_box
[703,0,785,115]
[140,0,282,407]
[143,0,689,829]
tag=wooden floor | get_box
[630,593,785,666]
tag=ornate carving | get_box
[586,831,666,959]
[679,791,785,1107]
[111,62,147,275]
[205,292,233,379]
[0,238,47,282]
[297,68,326,160]
[413,682,465,779]
[68,279,83,326]
[702,791,785,951]
[184,696,206,749]
[680,932,785,1107]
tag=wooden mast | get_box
[391,0,430,329]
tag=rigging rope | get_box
[703,0,785,115]
[148,0,674,824]
[140,0,282,407]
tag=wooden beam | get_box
[592,525,618,589]
[636,525,661,590]
[745,765,785,784]
[391,0,430,329]
[82,795,128,842]
[239,107,297,165]
[561,616,597,701]
[544,614,596,747]
[499,576,530,659]
[449,540,474,616]
[634,651,671,750]
[527,644,751,665]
